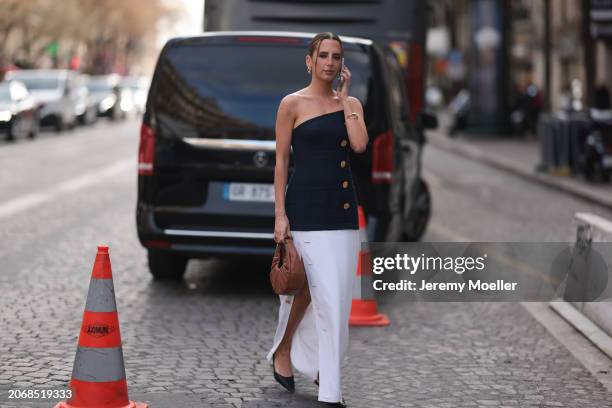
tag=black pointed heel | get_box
[314,371,319,387]
[272,353,295,393]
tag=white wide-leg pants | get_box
[267,229,360,403]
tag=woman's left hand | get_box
[337,65,351,100]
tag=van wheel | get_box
[148,250,187,280]
[402,179,431,242]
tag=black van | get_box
[137,31,434,279]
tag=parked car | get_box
[0,80,39,141]
[4,69,78,132]
[87,74,128,120]
[74,74,98,125]
[122,75,149,116]
[137,31,436,279]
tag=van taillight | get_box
[372,130,393,183]
[406,41,424,123]
[138,123,155,176]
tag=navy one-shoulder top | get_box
[285,110,359,231]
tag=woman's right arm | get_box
[273,95,296,243]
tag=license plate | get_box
[224,183,274,202]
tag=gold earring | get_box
[307,66,311,74]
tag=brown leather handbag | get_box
[270,237,306,296]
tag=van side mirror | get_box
[419,112,438,130]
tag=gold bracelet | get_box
[346,112,359,121]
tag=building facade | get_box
[428,0,612,131]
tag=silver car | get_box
[5,69,79,132]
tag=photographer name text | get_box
[371,254,518,292]
[373,279,517,292]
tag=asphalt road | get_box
[1,120,611,407]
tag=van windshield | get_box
[154,43,372,139]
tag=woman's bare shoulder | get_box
[279,92,303,110]
[285,90,311,104]
[279,90,311,117]
[289,88,309,97]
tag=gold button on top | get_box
[342,181,349,189]
[343,202,350,210]
[340,160,346,168]
[340,139,348,147]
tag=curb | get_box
[547,212,612,362]
[549,301,612,361]
[427,131,612,210]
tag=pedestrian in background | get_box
[267,32,368,407]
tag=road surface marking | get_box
[0,158,134,219]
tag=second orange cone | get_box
[349,206,390,326]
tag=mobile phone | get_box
[338,58,345,92]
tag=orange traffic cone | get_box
[55,245,147,408]
[349,206,390,326]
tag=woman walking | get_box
[267,32,369,407]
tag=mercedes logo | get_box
[253,151,268,168]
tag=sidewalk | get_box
[426,115,612,209]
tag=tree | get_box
[0,0,178,73]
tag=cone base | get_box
[349,299,391,326]
[350,313,390,326]
[54,401,148,408]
